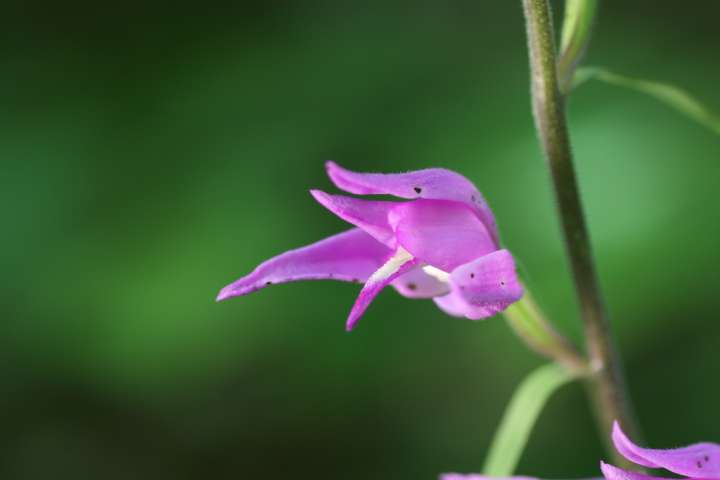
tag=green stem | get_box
[503,287,587,374]
[483,363,578,476]
[521,0,640,466]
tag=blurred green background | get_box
[2,1,719,478]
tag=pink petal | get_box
[612,422,720,478]
[600,462,668,480]
[450,250,523,307]
[346,248,417,331]
[432,250,522,320]
[433,290,497,320]
[310,190,398,247]
[217,228,389,301]
[391,266,451,299]
[326,161,499,244]
[389,199,496,272]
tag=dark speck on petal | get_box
[413,186,422,194]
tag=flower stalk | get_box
[521,0,639,466]
[503,288,587,374]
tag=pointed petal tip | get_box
[216,286,234,302]
[309,189,334,210]
[345,304,366,331]
[325,160,352,190]
[325,160,347,180]
[215,279,262,302]
[611,420,632,455]
[309,188,329,203]
[599,461,623,480]
[612,420,623,439]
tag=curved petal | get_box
[612,422,720,478]
[326,161,499,244]
[450,250,523,307]
[391,266,451,299]
[217,228,390,301]
[433,290,496,320]
[389,199,496,272]
[346,247,417,331]
[310,190,397,247]
[432,251,521,320]
[600,462,668,480]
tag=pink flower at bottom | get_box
[601,422,720,480]
[439,421,719,480]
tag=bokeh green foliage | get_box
[1,1,719,478]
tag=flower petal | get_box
[346,247,417,331]
[433,291,496,320]
[389,199,496,272]
[600,462,668,480]
[431,251,521,319]
[310,189,397,247]
[450,249,523,308]
[391,266,451,299]
[216,228,389,301]
[326,161,499,244]
[612,422,720,478]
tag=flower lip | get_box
[450,250,523,305]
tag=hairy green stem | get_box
[521,0,639,466]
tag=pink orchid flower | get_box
[217,162,523,331]
[440,422,719,480]
[601,422,720,480]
